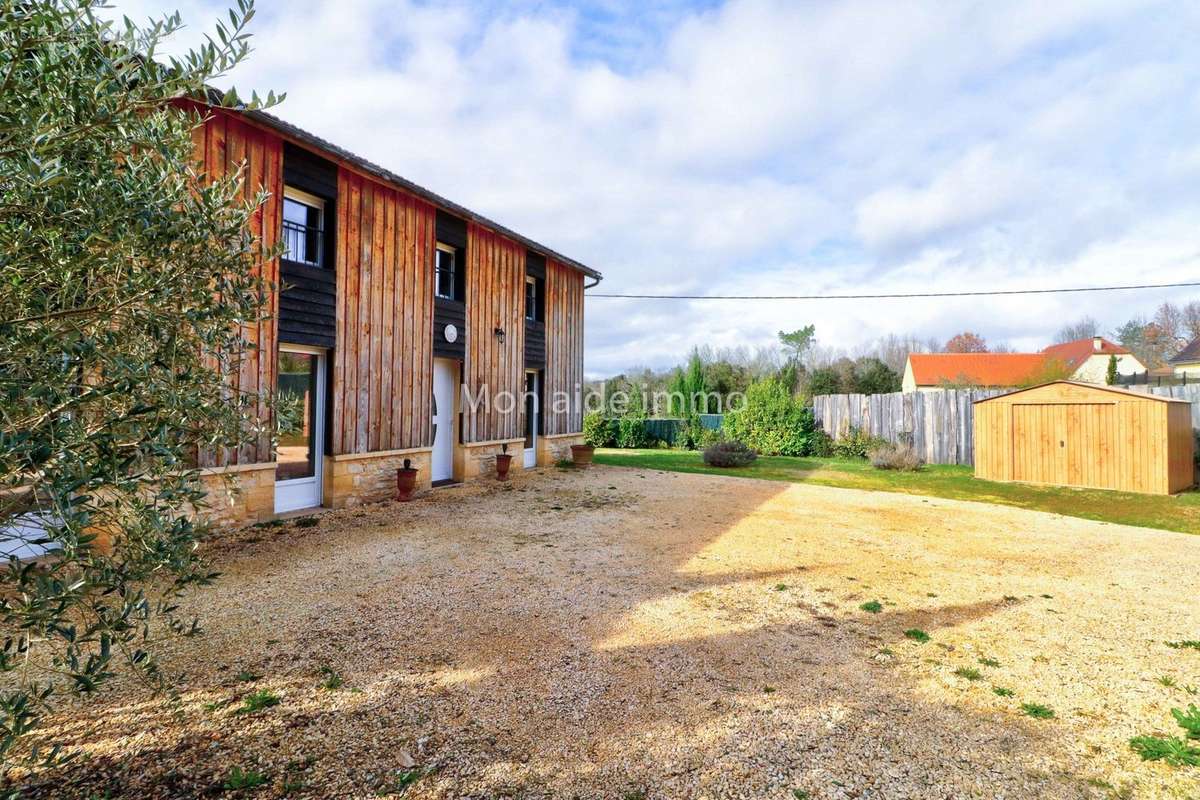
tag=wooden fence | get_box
[811,390,1005,465]
[813,385,1200,466]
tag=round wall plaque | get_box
[443,323,458,343]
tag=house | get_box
[902,353,1050,392]
[1168,336,1200,377]
[190,107,600,525]
[902,337,1146,392]
[1040,336,1146,383]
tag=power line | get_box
[588,280,1200,301]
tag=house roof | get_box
[1041,337,1131,370]
[237,107,603,282]
[906,353,1050,387]
[1169,336,1200,365]
[973,380,1190,404]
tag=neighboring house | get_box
[190,106,600,525]
[1168,336,1200,377]
[1041,337,1146,383]
[902,353,1050,392]
[902,337,1145,392]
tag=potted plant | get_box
[396,458,419,502]
[495,443,513,480]
[570,442,594,467]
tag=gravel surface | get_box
[8,465,1200,799]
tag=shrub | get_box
[808,429,834,457]
[832,427,887,459]
[672,415,705,450]
[868,441,924,471]
[723,378,817,456]
[616,415,652,449]
[583,412,617,448]
[702,440,757,468]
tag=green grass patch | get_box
[992,686,1015,697]
[953,667,983,681]
[234,689,280,715]
[1167,640,1200,651]
[318,666,344,691]
[1159,675,1178,688]
[1129,735,1200,766]
[1020,702,1055,719]
[593,449,1200,534]
[978,657,1001,668]
[904,628,931,643]
[859,600,883,613]
[1172,705,1200,740]
[224,766,269,790]
[235,669,262,683]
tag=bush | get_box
[703,440,758,468]
[616,415,652,449]
[809,429,834,457]
[832,427,886,459]
[723,378,817,456]
[868,441,924,471]
[583,412,616,448]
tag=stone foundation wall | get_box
[325,448,432,509]
[457,438,526,481]
[198,463,276,528]
[537,433,584,466]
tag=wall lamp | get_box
[493,326,506,344]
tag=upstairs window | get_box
[282,187,325,267]
[435,244,458,300]
[525,276,540,322]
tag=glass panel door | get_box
[275,348,325,513]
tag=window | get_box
[525,276,539,322]
[436,244,457,300]
[282,187,325,267]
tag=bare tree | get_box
[1181,301,1200,342]
[1054,316,1098,343]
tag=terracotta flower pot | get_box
[396,466,419,502]
[495,452,513,480]
[570,444,594,467]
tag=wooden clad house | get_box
[973,381,1194,495]
[191,107,600,524]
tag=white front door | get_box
[275,347,326,513]
[524,370,538,468]
[432,358,456,482]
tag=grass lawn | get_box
[594,448,1200,535]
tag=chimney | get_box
[1093,336,1103,352]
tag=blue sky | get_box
[111,0,1200,376]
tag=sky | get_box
[108,0,1200,376]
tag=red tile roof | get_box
[1040,337,1130,370]
[907,353,1050,387]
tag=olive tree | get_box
[0,0,280,762]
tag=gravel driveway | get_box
[13,466,1200,799]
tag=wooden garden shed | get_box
[973,381,1194,495]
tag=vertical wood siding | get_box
[192,110,281,467]
[973,382,1192,494]
[543,258,585,436]
[464,224,526,443]
[332,169,435,454]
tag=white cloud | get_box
[106,0,1200,375]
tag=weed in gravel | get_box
[774,583,788,592]
[1129,735,1200,766]
[555,459,575,469]
[250,519,285,530]
[203,697,234,713]
[1167,640,1200,651]
[954,667,983,681]
[792,791,811,800]
[318,666,344,691]
[860,600,883,613]
[904,628,931,643]
[1186,685,1199,696]
[926,592,938,597]
[235,669,262,683]
[1159,676,1178,688]
[877,648,895,657]
[1172,705,1200,740]
[1020,702,1055,719]
[224,766,269,790]
[293,516,320,528]
[762,686,777,693]
[993,686,1015,697]
[622,792,646,800]
[978,657,1001,668]
[234,689,280,715]
[1003,595,1020,603]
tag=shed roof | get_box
[972,380,1190,404]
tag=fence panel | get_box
[811,389,1006,465]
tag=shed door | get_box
[1012,403,1116,489]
